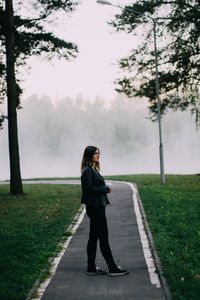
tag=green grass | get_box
[106,174,200,300]
[0,184,81,300]
[1,175,200,300]
[21,177,80,181]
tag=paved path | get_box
[30,180,167,300]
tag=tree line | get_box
[2,95,198,179]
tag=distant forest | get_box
[1,95,200,179]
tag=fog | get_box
[1,95,200,180]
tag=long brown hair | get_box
[81,146,100,171]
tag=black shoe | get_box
[109,266,129,276]
[87,266,107,275]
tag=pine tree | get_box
[0,0,79,194]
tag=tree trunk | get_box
[5,0,23,194]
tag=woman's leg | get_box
[97,207,117,271]
[86,206,99,270]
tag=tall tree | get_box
[4,0,23,194]
[0,0,78,194]
[110,0,200,125]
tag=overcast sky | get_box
[21,0,139,101]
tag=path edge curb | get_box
[131,182,172,300]
[26,203,85,300]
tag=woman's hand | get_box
[108,186,112,193]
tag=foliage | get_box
[0,0,79,128]
[110,1,200,125]
[0,114,7,129]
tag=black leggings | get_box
[86,206,116,271]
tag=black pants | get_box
[86,205,116,271]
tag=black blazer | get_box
[81,166,110,207]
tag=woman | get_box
[81,146,129,276]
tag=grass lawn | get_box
[1,175,200,300]
[106,174,200,300]
[0,184,81,300]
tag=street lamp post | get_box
[97,0,165,184]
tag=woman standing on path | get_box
[81,146,129,276]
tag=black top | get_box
[81,166,110,207]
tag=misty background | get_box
[1,95,200,180]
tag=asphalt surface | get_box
[38,181,167,300]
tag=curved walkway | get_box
[24,180,168,300]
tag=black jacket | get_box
[81,166,110,207]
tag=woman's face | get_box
[92,149,100,163]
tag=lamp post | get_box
[97,0,165,184]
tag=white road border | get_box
[125,182,161,288]
[30,205,86,300]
